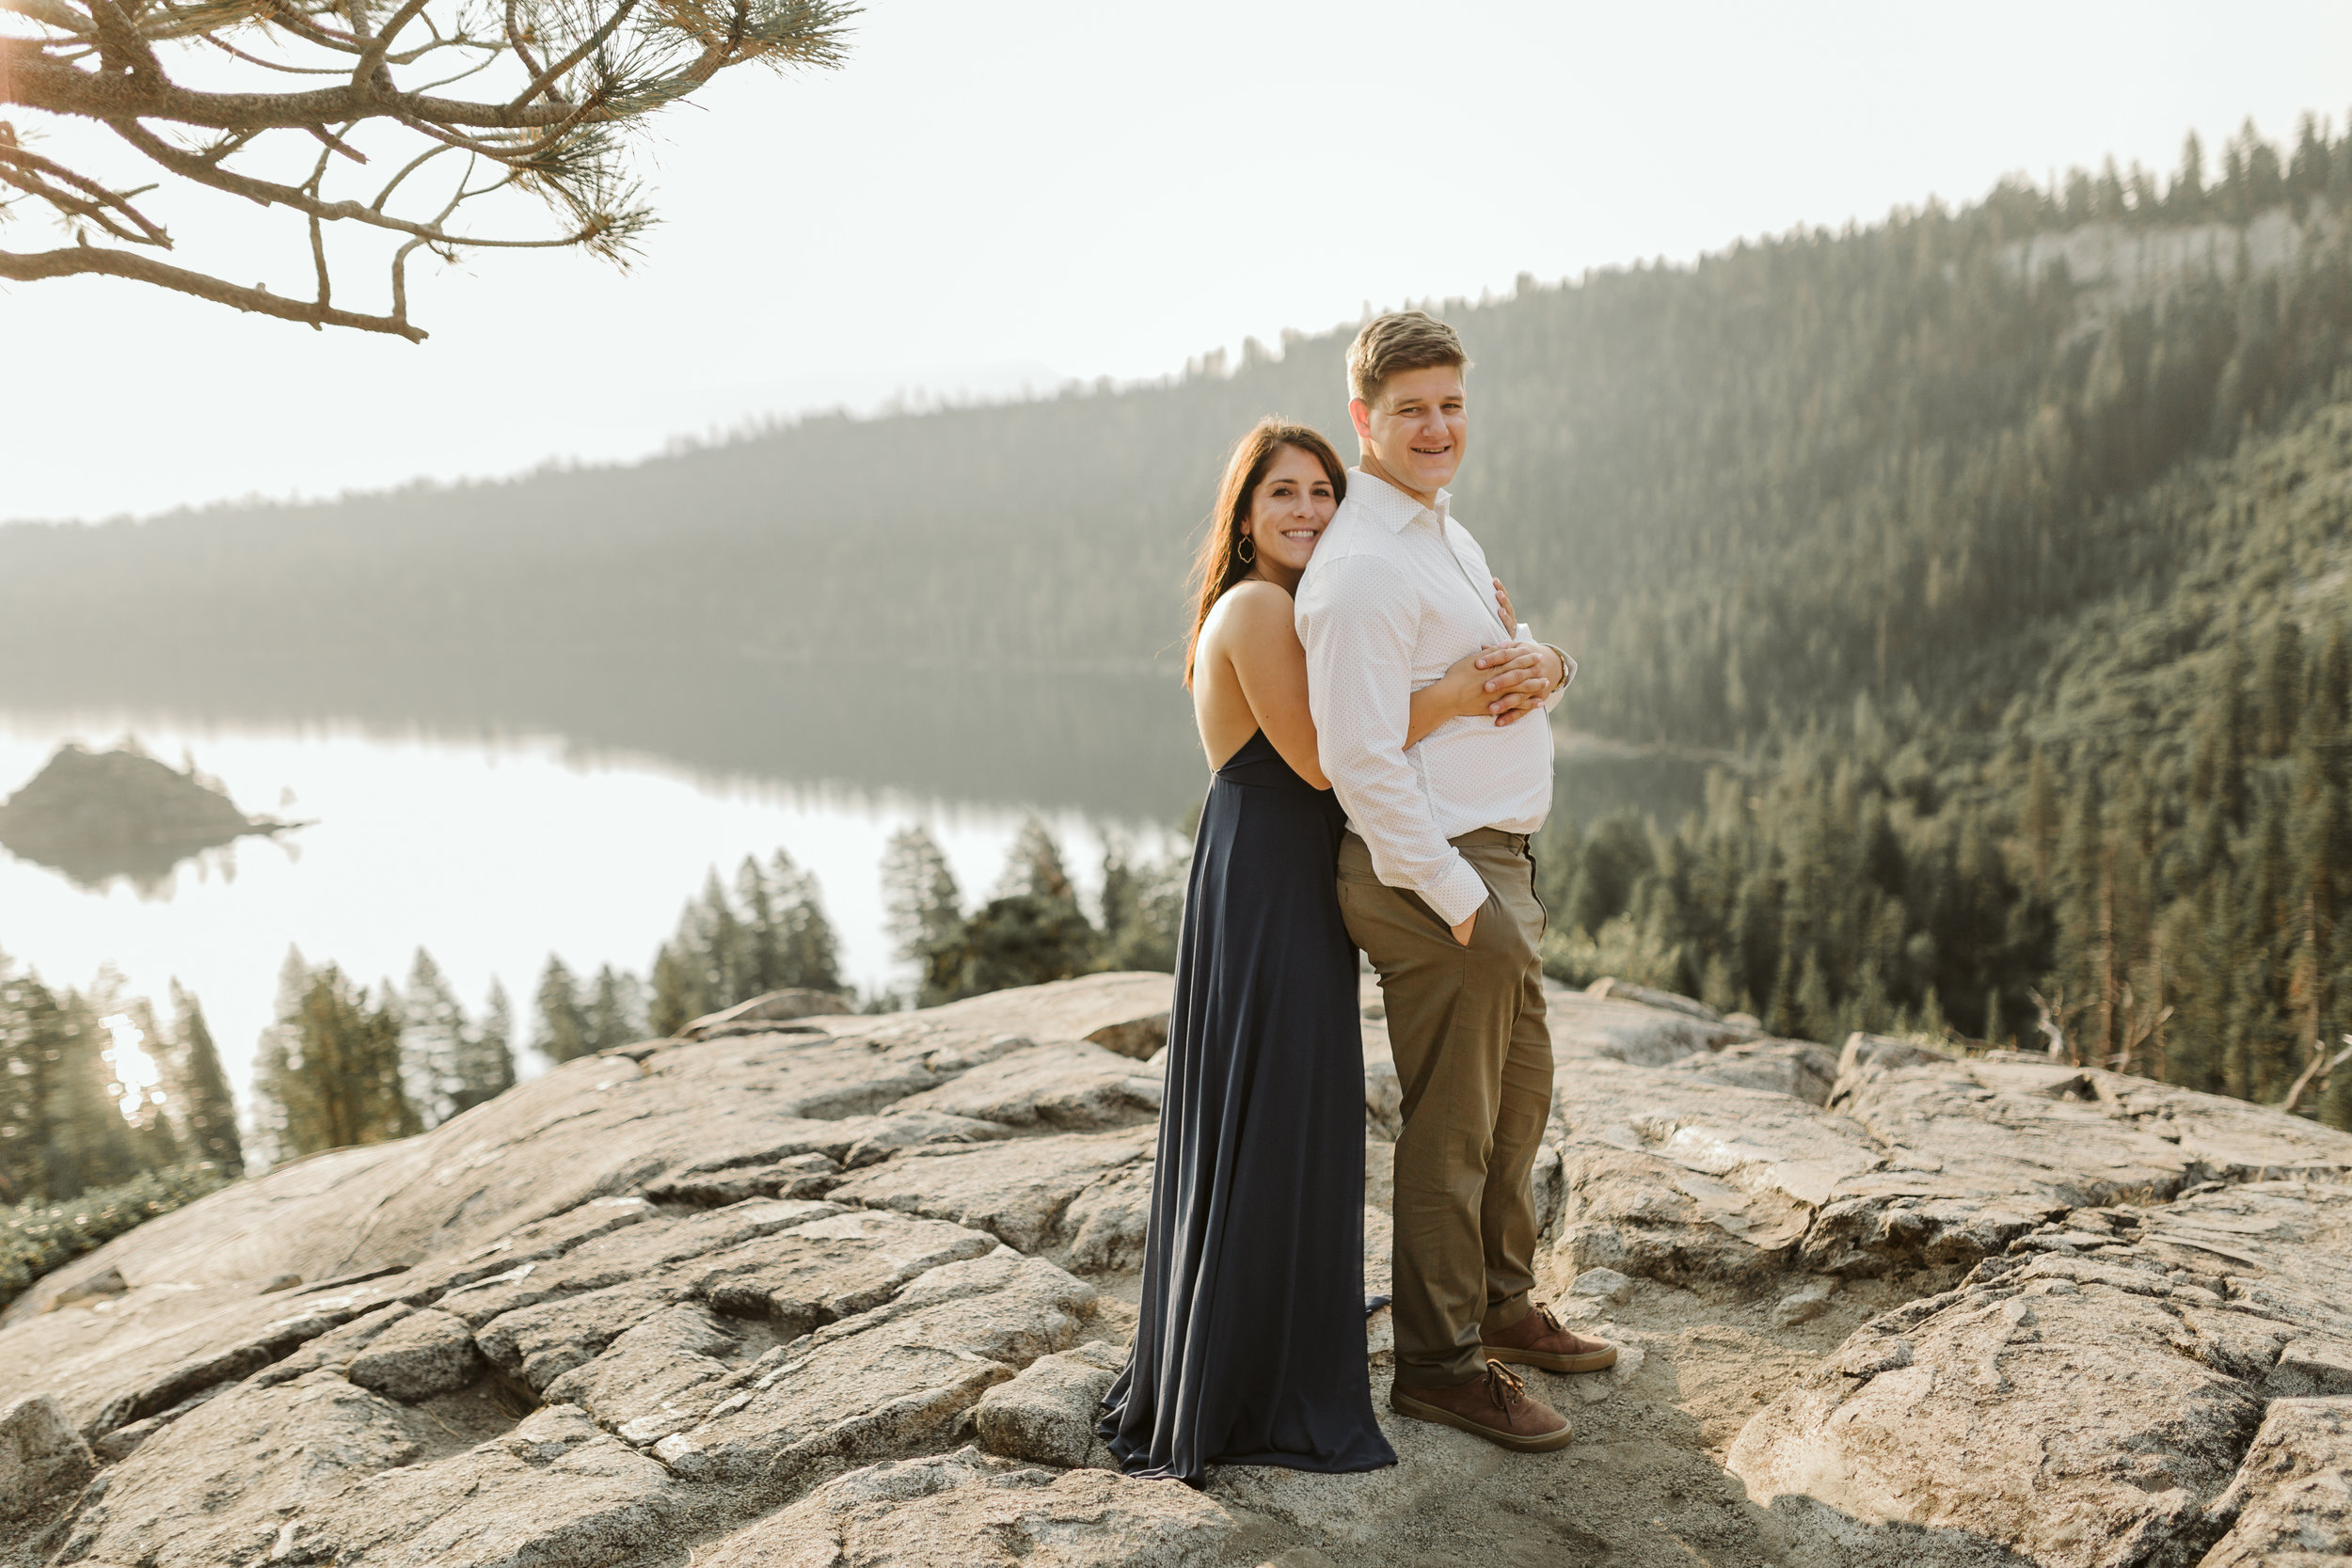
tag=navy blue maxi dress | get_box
[1097,728,1397,1484]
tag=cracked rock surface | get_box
[4,970,2350,1568]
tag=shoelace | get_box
[1528,1305,1600,1352]
[1481,1360,1528,1411]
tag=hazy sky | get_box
[7,0,2349,523]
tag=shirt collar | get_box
[1349,467,1451,533]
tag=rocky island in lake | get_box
[3,971,2349,1567]
[0,744,295,892]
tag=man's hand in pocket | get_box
[1451,911,1477,946]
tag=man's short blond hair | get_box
[1346,310,1470,406]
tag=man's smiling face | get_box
[1354,365,1468,500]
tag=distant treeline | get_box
[239,821,1188,1164]
[530,816,1185,1053]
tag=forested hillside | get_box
[5,119,2350,1125]
[5,123,2346,734]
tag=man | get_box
[1295,310,1614,1453]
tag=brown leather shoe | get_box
[1391,1361,1573,1452]
[1483,1304,1619,1373]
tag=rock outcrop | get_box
[4,968,2348,1568]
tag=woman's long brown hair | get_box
[1182,419,1348,689]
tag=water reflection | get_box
[0,646,1720,832]
[0,647,1213,822]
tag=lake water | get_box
[0,650,1708,1101]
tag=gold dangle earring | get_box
[1236,532,1255,564]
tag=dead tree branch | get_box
[2280,1035,2352,1117]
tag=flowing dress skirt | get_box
[1097,728,1397,1484]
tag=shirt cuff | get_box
[1422,854,1490,927]
[1537,643,1575,712]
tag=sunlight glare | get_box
[99,1011,164,1123]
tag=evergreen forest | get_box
[3,117,2350,1142]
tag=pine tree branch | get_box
[0,242,425,338]
[0,138,169,243]
[0,0,856,334]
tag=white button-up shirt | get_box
[1295,467,1565,927]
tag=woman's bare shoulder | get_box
[1213,578,1297,630]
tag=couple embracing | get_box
[1098,311,1615,1485]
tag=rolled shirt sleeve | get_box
[1519,622,1574,713]
[1298,555,1491,927]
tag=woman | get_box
[1098,420,1550,1484]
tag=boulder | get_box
[89,1383,230,1463]
[2201,1397,2352,1566]
[1566,1267,1635,1307]
[1548,990,1739,1067]
[1583,977,1724,1023]
[975,1341,1127,1467]
[827,1128,1155,1259]
[1806,1055,2352,1278]
[0,1393,92,1519]
[1768,1275,1838,1328]
[679,988,858,1040]
[694,1446,1235,1567]
[886,1041,1163,1131]
[647,1254,1089,1495]
[42,1265,128,1311]
[1666,1039,1839,1105]
[1829,1031,1956,1097]
[346,1308,483,1402]
[906,973,1174,1062]
[1545,1058,1882,1291]
[1730,1180,2352,1567]
[642,1151,844,1207]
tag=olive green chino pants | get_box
[1337,827,1553,1388]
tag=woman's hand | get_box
[1433,646,1547,724]
[1493,577,1517,634]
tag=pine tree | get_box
[882,825,968,1006]
[452,980,518,1115]
[162,980,244,1172]
[749,849,841,994]
[399,948,470,1129]
[1097,832,1184,973]
[2255,616,2306,757]
[250,965,416,1159]
[245,948,312,1168]
[996,817,1075,904]
[586,965,645,1053]
[41,985,145,1199]
[533,957,595,1064]
[648,945,695,1039]
[950,820,1098,998]
[0,954,54,1203]
[2020,749,2060,888]
[2286,660,2349,1114]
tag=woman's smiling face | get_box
[1245,445,1340,579]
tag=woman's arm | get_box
[1407,646,1547,744]
[1222,584,1551,785]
